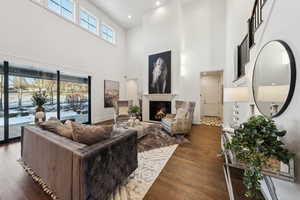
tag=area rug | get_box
[18,124,185,200]
[200,116,223,127]
[138,123,190,152]
[111,145,178,200]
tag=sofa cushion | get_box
[40,120,73,139]
[102,124,114,135]
[175,108,188,120]
[71,122,111,145]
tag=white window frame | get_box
[47,0,76,22]
[79,7,99,35]
[101,23,116,44]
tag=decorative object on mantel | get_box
[148,51,171,94]
[223,87,249,128]
[104,80,120,108]
[252,40,296,118]
[32,90,48,123]
[221,116,295,200]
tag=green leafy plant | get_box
[222,115,294,199]
[32,90,49,107]
[129,105,140,115]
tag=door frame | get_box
[200,70,224,121]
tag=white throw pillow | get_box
[119,106,129,115]
[175,108,188,120]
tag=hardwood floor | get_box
[0,125,232,200]
[144,125,229,200]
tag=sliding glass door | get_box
[0,61,91,144]
[8,64,58,139]
[60,74,89,123]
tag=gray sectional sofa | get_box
[21,125,138,200]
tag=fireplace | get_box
[149,101,171,121]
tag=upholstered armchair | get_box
[114,100,133,124]
[161,101,196,136]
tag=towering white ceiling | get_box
[89,0,195,29]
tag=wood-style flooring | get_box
[144,125,229,200]
[0,125,243,200]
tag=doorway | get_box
[200,70,223,126]
[126,79,139,105]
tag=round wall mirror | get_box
[252,40,296,118]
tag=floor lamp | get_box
[224,87,249,128]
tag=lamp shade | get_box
[224,87,249,102]
[257,85,289,102]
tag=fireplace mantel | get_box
[142,94,177,122]
[143,94,177,101]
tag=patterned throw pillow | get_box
[40,120,73,139]
[71,122,111,145]
[175,108,188,120]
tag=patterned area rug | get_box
[111,145,178,200]
[19,123,186,200]
[200,116,223,127]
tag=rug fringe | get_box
[18,159,59,200]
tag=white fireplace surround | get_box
[142,94,177,122]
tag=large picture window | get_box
[0,61,91,143]
[60,74,89,123]
[8,65,58,139]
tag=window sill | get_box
[29,0,117,47]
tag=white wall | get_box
[225,0,300,199]
[0,0,127,123]
[126,0,226,123]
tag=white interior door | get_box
[126,79,138,105]
[201,74,222,117]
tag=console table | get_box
[222,129,295,200]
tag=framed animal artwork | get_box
[148,51,171,94]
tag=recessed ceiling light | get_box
[156,1,161,7]
[128,15,132,19]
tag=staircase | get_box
[237,0,268,79]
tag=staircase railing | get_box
[249,0,267,48]
[236,0,267,80]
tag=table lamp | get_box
[257,85,289,116]
[224,87,249,128]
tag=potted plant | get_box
[32,90,49,123]
[222,116,295,199]
[129,105,141,117]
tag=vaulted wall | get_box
[126,0,226,123]
[0,0,128,123]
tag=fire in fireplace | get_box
[149,101,171,121]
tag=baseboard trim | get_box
[193,121,202,125]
